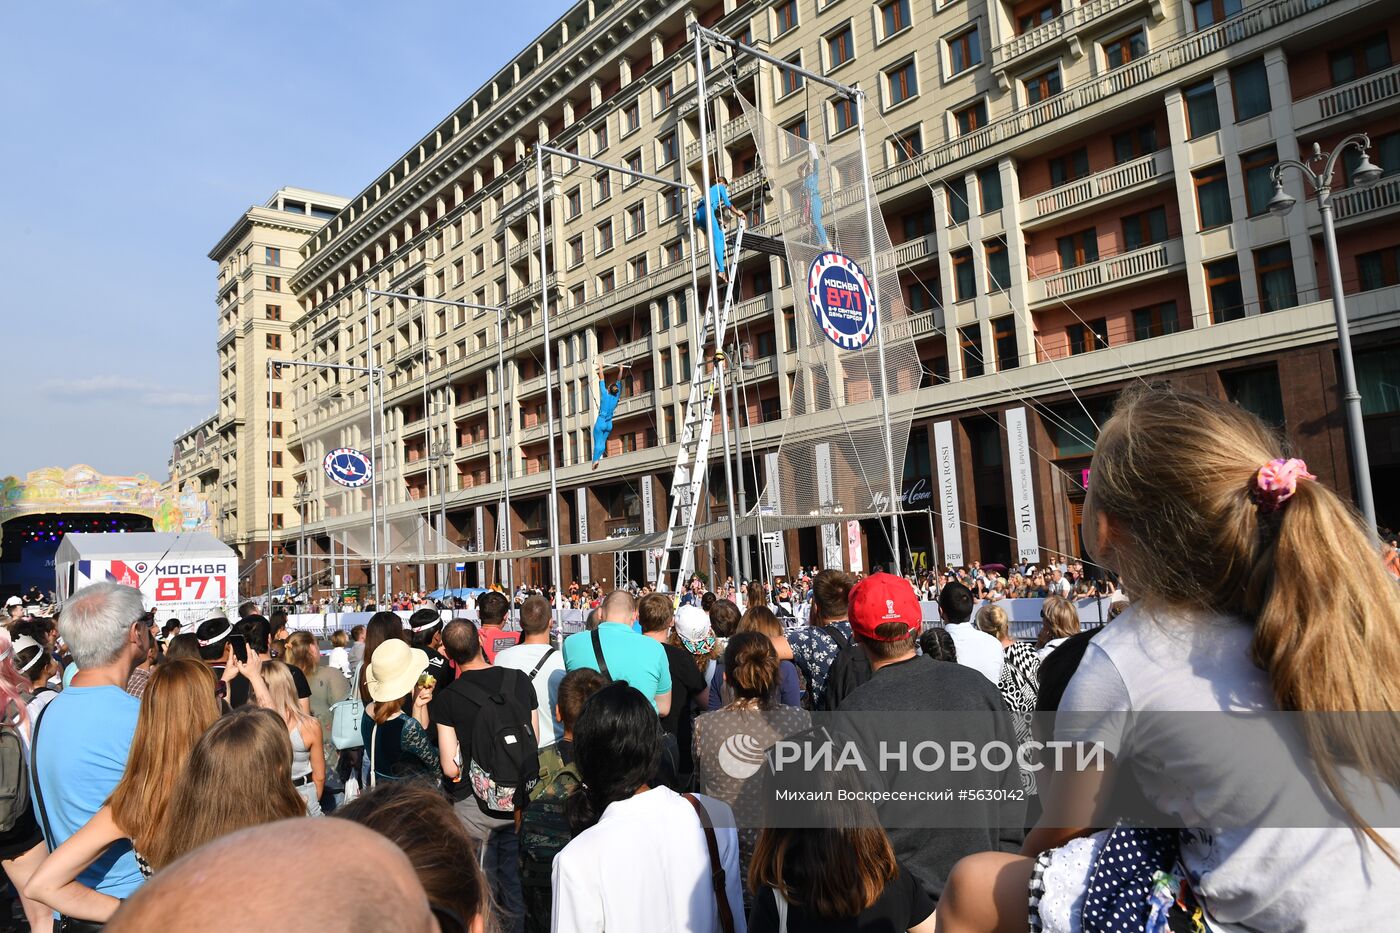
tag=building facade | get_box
[188,0,1400,595]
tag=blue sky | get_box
[0,1,566,480]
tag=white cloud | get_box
[41,376,212,409]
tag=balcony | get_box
[456,438,491,461]
[517,372,548,397]
[613,390,654,418]
[887,307,944,342]
[685,109,758,164]
[1330,175,1400,223]
[739,355,778,382]
[1030,237,1184,303]
[730,169,765,198]
[602,334,652,367]
[876,234,937,273]
[455,395,489,417]
[992,0,1151,70]
[508,232,542,265]
[501,177,560,226]
[1294,63,1400,129]
[506,272,558,309]
[874,0,1334,193]
[1022,150,1173,225]
[732,293,775,325]
[518,421,551,444]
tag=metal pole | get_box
[437,449,450,589]
[728,348,750,583]
[855,91,903,575]
[419,318,431,595]
[265,360,274,609]
[685,188,711,590]
[692,23,857,97]
[535,145,565,610]
[496,308,515,599]
[363,288,381,602]
[694,26,743,589]
[1319,195,1378,532]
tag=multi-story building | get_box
[194,0,1400,595]
[171,188,348,589]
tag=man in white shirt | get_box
[493,595,566,747]
[937,581,1003,686]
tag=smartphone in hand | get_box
[228,634,248,663]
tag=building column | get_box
[1164,87,1212,327]
[1211,69,1263,319]
[999,155,1034,366]
[1264,48,1320,301]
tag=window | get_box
[665,240,684,265]
[1184,80,1221,137]
[774,0,798,35]
[954,100,988,136]
[566,187,582,219]
[623,101,640,134]
[993,315,1019,370]
[265,304,281,321]
[270,514,284,530]
[826,24,855,70]
[271,451,283,468]
[830,96,856,135]
[662,188,683,220]
[902,207,934,240]
[1058,228,1099,269]
[568,235,584,268]
[596,220,614,254]
[266,333,281,350]
[1206,257,1244,323]
[889,127,923,165]
[948,28,981,75]
[598,270,616,294]
[1018,3,1059,32]
[624,150,643,186]
[947,179,970,224]
[781,54,805,97]
[265,276,281,292]
[959,324,985,377]
[593,123,609,153]
[270,480,284,497]
[595,170,612,203]
[1231,59,1271,121]
[659,132,678,165]
[1329,34,1392,85]
[1132,301,1180,340]
[986,240,1010,292]
[657,77,674,109]
[1194,164,1232,229]
[1104,29,1145,69]
[1357,246,1400,290]
[1222,366,1285,429]
[264,247,280,266]
[1024,66,1062,105]
[952,248,976,301]
[1048,147,1090,186]
[626,202,646,239]
[885,59,918,106]
[630,253,649,280]
[880,0,911,38]
[1192,0,1242,29]
[1112,123,1157,164]
[269,391,282,409]
[782,117,809,161]
[472,247,485,275]
[1121,206,1168,250]
[1255,244,1297,312]
[270,421,283,439]
[1067,318,1109,354]
[978,164,1003,212]
[570,284,587,307]
[1241,146,1279,217]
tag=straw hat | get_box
[365,639,429,702]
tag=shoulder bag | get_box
[682,793,736,933]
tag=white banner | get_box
[846,520,863,573]
[933,421,963,567]
[474,505,486,584]
[576,488,590,585]
[496,500,508,586]
[765,452,787,577]
[815,443,843,569]
[1005,407,1041,564]
[641,475,657,583]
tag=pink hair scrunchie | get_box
[1255,458,1316,511]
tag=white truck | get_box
[55,532,239,626]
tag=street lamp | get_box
[293,481,310,602]
[1268,134,1382,533]
[430,440,454,588]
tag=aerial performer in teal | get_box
[591,358,627,470]
[695,176,737,284]
[802,145,831,248]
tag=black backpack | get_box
[519,752,579,933]
[455,670,540,816]
[820,626,872,711]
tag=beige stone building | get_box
[183,0,1400,596]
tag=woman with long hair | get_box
[141,706,306,872]
[362,639,437,785]
[261,660,325,815]
[335,782,492,933]
[286,631,348,761]
[24,659,221,923]
[737,606,802,707]
[0,629,50,933]
[975,604,1039,716]
[1034,595,1079,659]
[358,611,407,703]
[937,386,1400,932]
[553,682,744,932]
[161,632,202,663]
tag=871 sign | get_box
[154,575,229,602]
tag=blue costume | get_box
[592,379,622,462]
[696,182,734,277]
[802,158,830,247]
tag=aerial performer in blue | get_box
[695,176,737,284]
[802,144,831,248]
[591,358,627,470]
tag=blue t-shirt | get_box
[31,685,143,898]
[562,623,673,709]
[597,380,622,421]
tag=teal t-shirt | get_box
[31,685,143,898]
[562,623,672,709]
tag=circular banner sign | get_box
[807,250,877,351]
[323,447,373,488]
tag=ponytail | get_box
[723,631,780,703]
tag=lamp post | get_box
[1268,134,1383,533]
[293,481,310,601]
[430,440,454,589]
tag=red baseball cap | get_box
[849,572,921,641]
